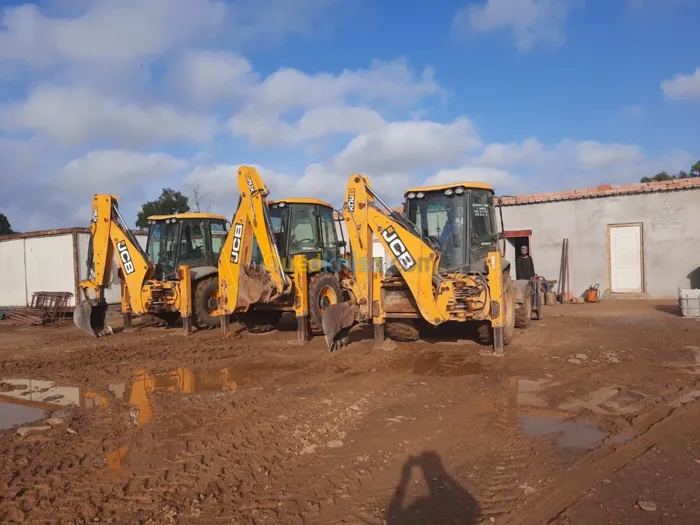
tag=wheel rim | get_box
[318,285,338,314]
[205,290,218,314]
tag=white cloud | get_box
[575,141,644,170]
[184,163,298,217]
[0,0,342,67]
[60,149,188,189]
[452,0,582,51]
[227,58,441,146]
[473,137,692,191]
[661,68,700,100]
[230,106,387,146]
[0,85,220,147]
[332,118,482,174]
[170,50,257,105]
[423,166,518,188]
[0,0,227,66]
[476,138,645,172]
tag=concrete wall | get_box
[501,189,700,299]
[25,235,76,303]
[0,231,149,308]
[0,238,27,306]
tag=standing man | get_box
[516,245,535,280]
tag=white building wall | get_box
[501,189,700,299]
[0,230,150,308]
[0,238,27,306]
[24,235,76,306]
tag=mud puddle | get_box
[109,366,241,426]
[518,412,608,450]
[406,352,483,376]
[0,378,101,430]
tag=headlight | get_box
[416,192,425,198]
[407,192,416,199]
[278,202,286,207]
[455,187,465,195]
[444,189,454,196]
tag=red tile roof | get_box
[497,177,700,206]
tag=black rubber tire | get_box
[193,276,219,330]
[238,311,283,333]
[143,312,180,327]
[476,272,516,346]
[308,273,344,335]
[515,284,533,328]
[386,320,420,342]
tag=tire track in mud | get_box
[499,393,700,525]
[469,373,534,523]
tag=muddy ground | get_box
[1,300,699,525]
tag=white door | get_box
[609,224,643,293]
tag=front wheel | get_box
[193,276,219,329]
[308,273,344,335]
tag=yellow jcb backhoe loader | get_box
[74,194,228,336]
[216,166,348,339]
[322,174,530,355]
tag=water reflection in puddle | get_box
[2,366,242,472]
[109,367,240,426]
[0,378,108,430]
[518,412,609,450]
[104,366,241,470]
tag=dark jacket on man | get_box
[516,255,535,280]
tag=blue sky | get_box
[0,0,698,231]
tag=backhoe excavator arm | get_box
[217,166,290,314]
[75,194,153,335]
[342,174,448,325]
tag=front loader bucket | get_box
[74,300,108,337]
[321,302,360,352]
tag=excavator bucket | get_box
[321,302,360,352]
[74,299,108,337]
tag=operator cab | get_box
[403,182,499,272]
[145,213,228,279]
[254,198,343,271]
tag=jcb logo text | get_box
[347,189,356,213]
[381,226,416,271]
[230,223,244,263]
[117,241,135,275]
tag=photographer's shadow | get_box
[386,451,480,525]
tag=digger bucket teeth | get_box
[74,300,108,337]
[321,302,360,352]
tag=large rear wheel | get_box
[308,273,344,335]
[193,276,219,330]
[386,320,420,342]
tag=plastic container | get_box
[678,289,700,318]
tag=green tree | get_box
[135,188,191,229]
[0,213,14,235]
[640,159,700,183]
[690,160,700,178]
[641,171,671,183]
